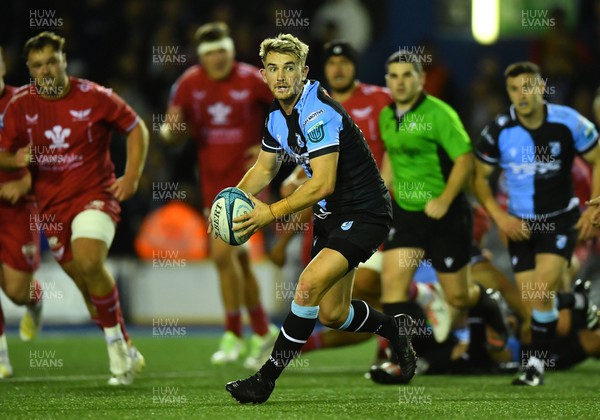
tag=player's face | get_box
[200,48,234,80]
[260,52,308,103]
[506,73,545,117]
[27,45,68,92]
[386,62,424,105]
[324,56,355,92]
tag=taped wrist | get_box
[269,198,294,219]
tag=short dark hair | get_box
[504,61,541,79]
[194,22,230,45]
[24,32,65,57]
[385,50,423,74]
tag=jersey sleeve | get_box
[435,106,472,160]
[261,115,280,153]
[99,87,139,134]
[303,106,342,159]
[570,113,598,155]
[0,100,27,152]
[168,73,190,110]
[474,123,501,165]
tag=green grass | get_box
[1,333,600,419]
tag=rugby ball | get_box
[210,187,255,246]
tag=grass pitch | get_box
[1,331,599,419]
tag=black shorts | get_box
[311,203,392,272]
[383,198,472,273]
[508,209,579,273]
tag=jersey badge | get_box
[307,121,325,143]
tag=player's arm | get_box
[0,145,30,171]
[281,165,308,197]
[107,120,149,201]
[380,152,393,190]
[234,152,337,238]
[425,152,474,219]
[473,160,528,241]
[579,145,600,237]
[286,152,337,211]
[0,169,32,204]
[159,105,188,145]
[237,149,281,196]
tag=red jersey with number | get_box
[169,62,272,207]
[0,85,26,185]
[0,77,139,211]
[339,83,391,168]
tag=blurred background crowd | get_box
[1,0,600,264]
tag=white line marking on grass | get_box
[0,366,363,383]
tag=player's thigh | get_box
[318,268,356,327]
[429,199,472,274]
[381,247,420,291]
[210,234,238,264]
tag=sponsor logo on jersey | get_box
[548,141,561,156]
[444,257,454,268]
[387,227,396,242]
[295,133,305,148]
[207,102,231,125]
[351,106,373,119]
[507,161,561,177]
[44,125,71,149]
[307,121,325,143]
[495,114,510,127]
[69,108,92,122]
[341,221,354,231]
[302,109,324,126]
[192,90,206,101]
[555,235,567,250]
[230,89,250,101]
[511,256,519,266]
[78,83,92,92]
[26,114,39,125]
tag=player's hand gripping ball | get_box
[210,187,255,245]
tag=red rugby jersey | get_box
[0,84,26,185]
[169,62,272,205]
[339,83,391,168]
[0,77,139,210]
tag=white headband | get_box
[197,37,235,56]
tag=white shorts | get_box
[358,250,382,273]
[71,209,116,248]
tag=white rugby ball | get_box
[210,187,255,246]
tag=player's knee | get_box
[2,279,32,305]
[211,245,234,267]
[295,277,321,305]
[445,290,470,309]
[73,254,104,277]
